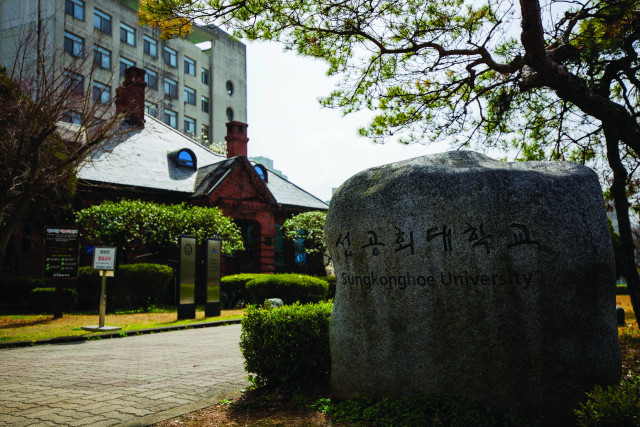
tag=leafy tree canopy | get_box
[75,200,244,260]
[282,210,327,256]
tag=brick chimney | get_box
[115,67,147,127]
[226,121,249,158]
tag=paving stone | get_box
[0,325,249,425]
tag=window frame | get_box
[92,82,111,104]
[144,68,158,90]
[184,57,196,76]
[94,45,111,70]
[65,0,84,21]
[201,68,210,85]
[226,107,234,122]
[119,57,135,76]
[184,116,196,135]
[93,9,111,34]
[120,22,136,46]
[201,96,209,113]
[63,31,84,57]
[143,35,157,57]
[144,101,157,117]
[163,46,177,67]
[184,86,196,105]
[63,70,84,94]
[164,77,177,99]
[164,109,177,128]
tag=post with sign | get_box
[205,236,222,317]
[178,235,197,320]
[82,247,121,332]
[44,227,80,318]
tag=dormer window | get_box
[254,164,268,182]
[169,149,197,169]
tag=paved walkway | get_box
[0,324,249,426]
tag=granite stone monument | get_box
[325,151,621,422]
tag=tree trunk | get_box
[605,128,640,326]
[0,193,32,266]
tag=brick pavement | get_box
[0,324,250,426]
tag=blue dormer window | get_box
[254,164,268,182]
[171,148,197,169]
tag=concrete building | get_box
[0,0,246,144]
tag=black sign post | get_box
[205,236,222,317]
[44,227,79,318]
[178,235,197,320]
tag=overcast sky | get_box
[242,41,452,203]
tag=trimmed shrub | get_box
[240,301,333,388]
[575,377,640,426]
[246,274,328,305]
[320,275,336,300]
[74,267,102,310]
[29,287,78,313]
[0,276,46,310]
[116,263,173,310]
[220,273,260,309]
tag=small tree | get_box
[282,211,329,270]
[0,29,129,264]
[75,200,244,261]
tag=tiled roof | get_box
[77,114,329,210]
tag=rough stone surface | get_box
[326,151,621,423]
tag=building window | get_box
[143,35,157,57]
[254,164,268,181]
[62,111,83,125]
[119,57,135,76]
[94,46,111,69]
[201,96,209,113]
[144,68,157,90]
[295,232,307,264]
[64,32,83,57]
[184,86,195,105]
[145,101,157,117]
[226,107,234,122]
[176,149,196,168]
[164,109,177,128]
[63,71,83,94]
[201,68,209,85]
[184,57,195,76]
[202,124,209,141]
[226,80,234,96]
[92,82,111,104]
[164,77,177,99]
[163,46,177,67]
[184,116,195,135]
[120,23,136,46]
[65,0,84,20]
[274,225,285,264]
[93,9,111,34]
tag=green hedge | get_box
[29,287,78,313]
[220,273,260,309]
[0,276,46,310]
[240,301,333,388]
[75,267,102,310]
[575,377,640,426]
[246,274,328,305]
[320,276,336,300]
[116,263,173,310]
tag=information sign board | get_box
[44,227,79,279]
[93,247,117,271]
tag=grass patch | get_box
[0,308,244,343]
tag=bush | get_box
[315,392,528,426]
[575,377,640,426]
[74,267,102,310]
[116,263,173,310]
[0,276,46,310]
[29,287,78,313]
[320,276,336,299]
[220,273,261,309]
[246,274,328,305]
[240,301,333,388]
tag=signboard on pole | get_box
[205,236,221,317]
[92,247,117,272]
[178,235,197,319]
[44,227,79,279]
